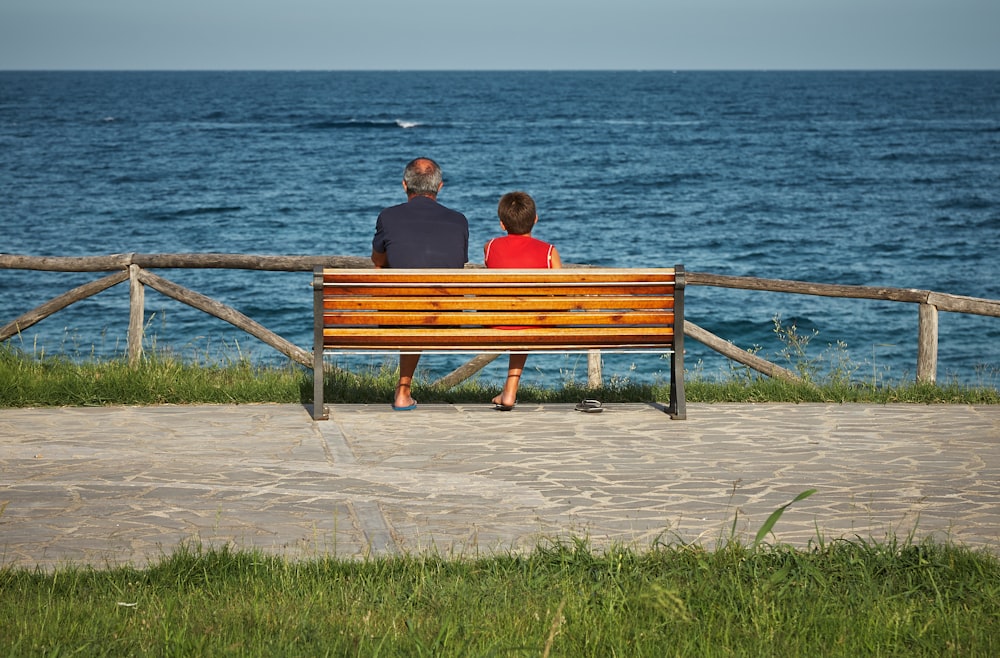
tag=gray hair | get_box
[403,157,443,197]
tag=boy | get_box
[484,191,562,410]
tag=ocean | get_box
[1,71,998,386]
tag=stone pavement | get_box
[1,402,998,570]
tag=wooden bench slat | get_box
[324,329,675,349]
[324,284,676,297]
[322,311,675,327]
[324,296,675,312]
[323,269,676,285]
[324,327,672,341]
[326,342,673,351]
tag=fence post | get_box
[128,264,144,366]
[587,350,603,388]
[917,302,938,384]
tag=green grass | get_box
[0,344,304,407]
[2,342,999,654]
[2,536,998,656]
[1,343,997,408]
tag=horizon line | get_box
[3,67,999,74]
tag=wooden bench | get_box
[312,266,685,420]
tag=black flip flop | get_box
[575,399,603,413]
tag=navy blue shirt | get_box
[372,196,469,268]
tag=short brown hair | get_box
[497,191,536,235]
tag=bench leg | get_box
[312,357,328,421]
[312,271,329,420]
[668,350,686,420]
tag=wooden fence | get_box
[2,253,999,386]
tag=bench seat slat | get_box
[328,344,673,352]
[324,284,676,297]
[326,332,673,353]
[323,327,674,348]
[324,296,675,312]
[323,269,676,285]
[322,311,675,327]
[322,326,676,337]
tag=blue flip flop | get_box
[392,401,417,411]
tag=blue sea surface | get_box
[1,71,998,386]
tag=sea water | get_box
[1,71,998,386]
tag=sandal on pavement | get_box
[575,399,603,413]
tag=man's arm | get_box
[371,249,388,268]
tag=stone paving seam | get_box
[318,409,400,555]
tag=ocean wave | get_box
[305,119,423,130]
[604,119,703,127]
[935,196,995,211]
[111,174,160,184]
[146,206,243,220]
[876,151,975,165]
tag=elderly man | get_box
[371,157,469,410]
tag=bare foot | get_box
[491,394,515,410]
[393,385,417,410]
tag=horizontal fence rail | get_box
[2,253,999,386]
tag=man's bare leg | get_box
[394,353,421,409]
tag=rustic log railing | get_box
[2,253,999,386]
[684,271,1000,383]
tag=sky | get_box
[1,0,998,71]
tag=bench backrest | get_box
[313,267,684,353]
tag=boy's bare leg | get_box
[493,353,527,408]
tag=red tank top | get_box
[484,234,555,330]
[484,234,554,268]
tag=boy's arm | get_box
[549,247,562,269]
